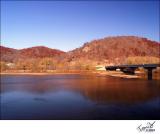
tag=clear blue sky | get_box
[1,1,159,51]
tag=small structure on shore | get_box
[96,65,106,71]
[6,63,15,69]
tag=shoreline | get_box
[1,70,159,80]
[0,71,142,79]
[0,72,83,75]
[96,71,141,79]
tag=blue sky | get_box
[1,1,159,51]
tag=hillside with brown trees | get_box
[19,46,65,58]
[64,36,159,66]
[0,36,160,72]
[0,46,65,62]
[0,46,18,62]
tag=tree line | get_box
[0,57,95,72]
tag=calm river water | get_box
[0,74,160,120]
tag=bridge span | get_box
[105,64,160,80]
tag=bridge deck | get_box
[106,64,160,69]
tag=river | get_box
[0,74,160,119]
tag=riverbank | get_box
[1,70,159,80]
[0,71,143,79]
[0,72,81,75]
[96,71,140,79]
[0,70,97,76]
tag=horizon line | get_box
[1,35,160,52]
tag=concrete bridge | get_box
[105,64,160,80]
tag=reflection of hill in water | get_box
[64,76,160,105]
[1,75,160,105]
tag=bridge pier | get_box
[144,67,156,80]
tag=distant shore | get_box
[0,72,83,75]
[96,71,141,79]
[0,70,96,76]
[0,71,143,79]
[1,70,159,80]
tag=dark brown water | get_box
[0,74,160,120]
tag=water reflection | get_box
[1,75,160,119]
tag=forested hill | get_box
[64,36,160,65]
[0,46,65,62]
[1,36,160,66]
